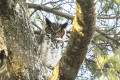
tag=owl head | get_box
[45,18,68,41]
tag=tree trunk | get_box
[50,0,96,80]
[0,0,38,80]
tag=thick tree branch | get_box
[50,0,96,80]
[27,3,120,20]
[27,3,73,20]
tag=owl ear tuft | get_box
[61,22,68,29]
[45,18,52,26]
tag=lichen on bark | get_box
[51,0,96,80]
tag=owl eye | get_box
[58,30,65,37]
[45,27,53,34]
[59,30,64,33]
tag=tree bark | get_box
[0,0,38,80]
[50,0,96,80]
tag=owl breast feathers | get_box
[45,18,68,41]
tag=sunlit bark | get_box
[51,0,96,80]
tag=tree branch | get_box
[97,16,120,19]
[27,3,120,20]
[95,27,120,45]
[27,3,73,20]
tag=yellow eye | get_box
[58,30,65,37]
[45,27,53,33]
[59,30,64,33]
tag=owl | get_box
[37,18,68,79]
[45,18,68,42]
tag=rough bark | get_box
[0,0,37,80]
[50,0,96,80]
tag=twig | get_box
[94,27,120,45]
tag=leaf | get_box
[97,56,107,69]
[115,0,120,5]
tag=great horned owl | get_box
[36,18,68,80]
[45,18,68,42]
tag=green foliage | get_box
[95,48,120,80]
[115,0,120,5]
[99,0,120,14]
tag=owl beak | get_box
[52,32,56,36]
[52,32,60,38]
